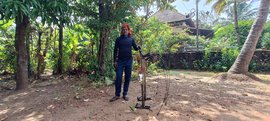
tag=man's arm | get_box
[132,38,139,51]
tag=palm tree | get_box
[228,0,270,74]
[233,0,241,45]
[224,1,257,21]
[205,0,247,45]
[182,0,243,44]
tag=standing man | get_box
[110,23,140,102]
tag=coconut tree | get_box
[205,0,249,45]
[182,0,242,44]
[224,1,258,21]
[228,0,270,74]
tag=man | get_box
[110,23,140,102]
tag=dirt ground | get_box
[1,70,270,121]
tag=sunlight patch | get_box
[226,90,242,96]
[132,116,143,121]
[13,107,25,114]
[26,112,37,118]
[17,92,29,96]
[177,101,190,105]
[148,116,158,121]
[0,109,9,115]
[23,112,44,121]
[160,110,180,118]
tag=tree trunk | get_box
[97,28,110,76]
[91,41,94,57]
[97,0,110,76]
[41,28,53,74]
[36,32,43,79]
[228,0,270,74]
[15,14,29,90]
[57,24,64,74]
[233,0,240,45]
[145,4,150,22]
[26,30,33,77]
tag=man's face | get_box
[122,27,129,36]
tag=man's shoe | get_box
[123,96,129,101]
[109,96,120,102]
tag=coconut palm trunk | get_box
[233,0,240,45]
[228,0,270,74]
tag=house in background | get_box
[151,9,214,38]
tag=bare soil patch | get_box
[1,70,270,121]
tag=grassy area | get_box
[255,73,270,81]
[166,70,270,81]
[168,70,218,77]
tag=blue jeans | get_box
[115,59,133,97]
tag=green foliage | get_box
[1,0,267,83]
[211,20,252,50]
[193,48,239,72]
[261,33,270,49]
[261,22,270,49]
[46,24,94,72]
[0,20,15,73]
[212,21,270,51]
[137,18,173,53]
[195,21,270,72]
[0,40,16,73]
[128,17,199,74]
[210,49,238,71]
[211,21,270,50]
[40,0,72,26]
[0,0,40,20]
[131,17,196,54]
[220,48,239,69]
[147,62,159,74]
[47,50,58,72]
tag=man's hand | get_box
[137,46,141,50]
[113,62,118,69]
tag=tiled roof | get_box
[151,9,186,23]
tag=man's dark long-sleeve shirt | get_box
[114,35,139,62]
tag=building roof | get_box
[151,9,186,23]
[151,9,214,38]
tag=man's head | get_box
[121,23,132,37]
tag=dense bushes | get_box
[156,50,270,72]
[211,21,270,50]
[1,18,269,76]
